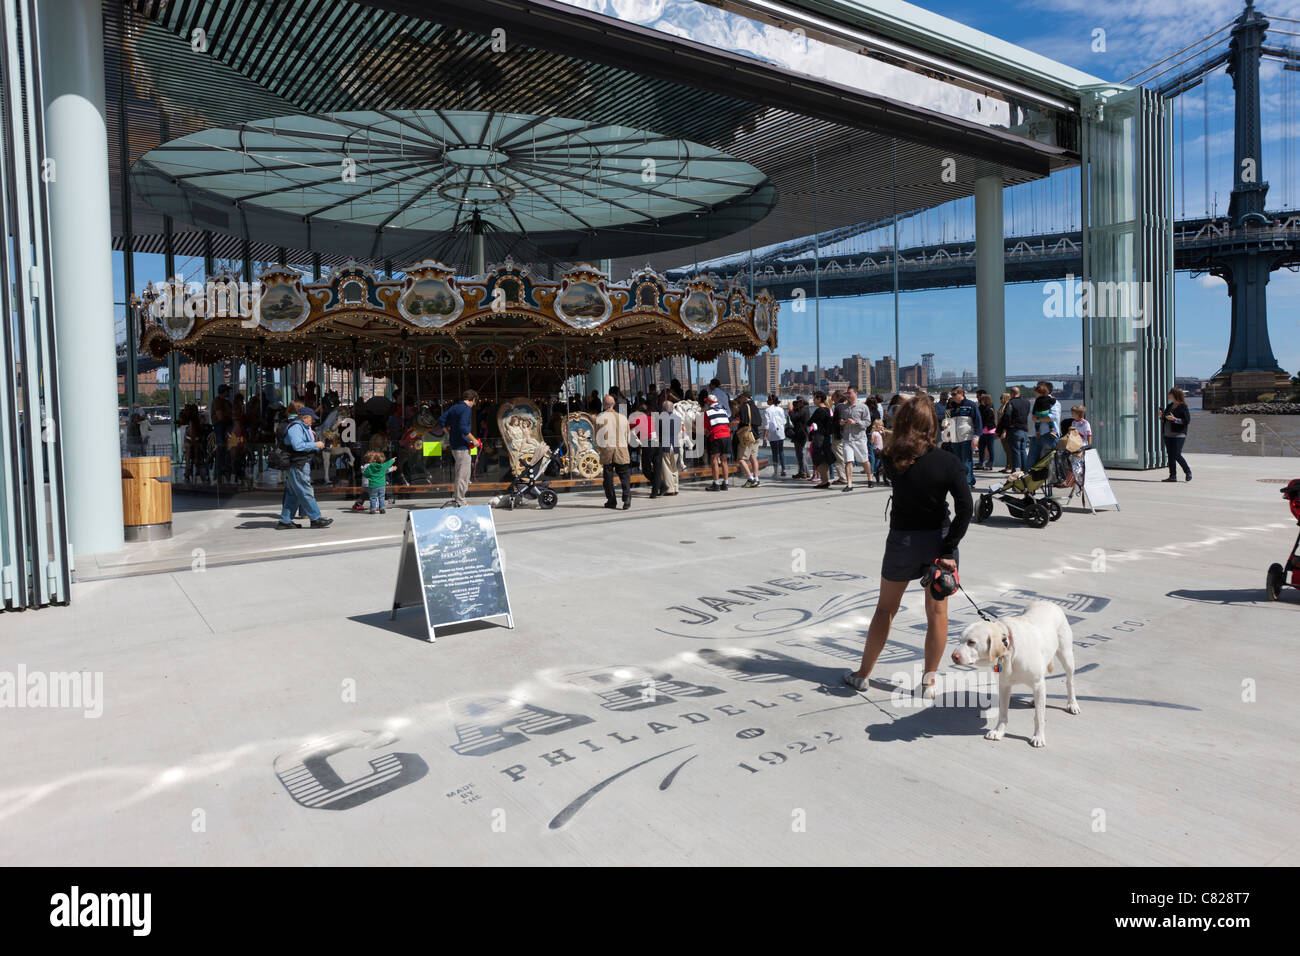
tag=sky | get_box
[760,0,1300,382]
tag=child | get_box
[361,449,397,514]
[870,420,887,485]
[1068,404,1092,445]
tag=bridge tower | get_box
[1204,0,1295,408]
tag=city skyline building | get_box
[716,352,745,391]
[874,355,898,394]
[753,353,780,396]
[841,354,871,393]
[899,362,928,389]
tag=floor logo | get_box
[270,577,1182,829]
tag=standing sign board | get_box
[1081,449,1120,511]
[391,506,513,641]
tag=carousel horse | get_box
[674,399,702,463]
[321,404,356,485]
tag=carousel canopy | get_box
[131,110,778,263]
[138,259,777,377]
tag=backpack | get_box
[267,418,296,470]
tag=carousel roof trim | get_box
[137,259,778,372]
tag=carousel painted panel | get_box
[255,270,311,332]
[398,261,465,328]
[678,279,718,334]
[496,398,549,475]
[562,412,602,479]
[753,291,775,344]
[554,264,612,330]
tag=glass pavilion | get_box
[0,0,1172,608]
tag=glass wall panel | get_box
[1082,88,1173,470]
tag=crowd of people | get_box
[566,378,1087,508]
[176,367,1166,533]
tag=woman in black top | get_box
[789,397,811,478]
[977,393,997,469]
[846,394,973,697]
[1160,386,1192,482]
[808,392,833,488]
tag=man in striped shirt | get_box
[704,394,732,492]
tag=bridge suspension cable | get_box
[1123,19,1237,85]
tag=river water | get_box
[1186,398,1300,458]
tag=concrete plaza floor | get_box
[2,452,1298,866]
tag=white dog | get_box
[951,601,1081,748]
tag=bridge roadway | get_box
[671,211,1300,299]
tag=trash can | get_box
[121,456,173,541]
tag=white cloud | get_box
[1017,0,1300,82]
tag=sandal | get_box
[843,671,868,691]
[915,674,938,701]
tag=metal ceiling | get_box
[107,0,1074,278]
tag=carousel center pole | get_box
[471,212,486,277]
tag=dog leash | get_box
[959,586,998,623]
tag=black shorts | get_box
[881,526,957,582]
[707,435,730,457]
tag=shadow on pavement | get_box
[865,704,989,742]
[1167,587,1287,606]
[348,608,507,644]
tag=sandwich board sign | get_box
[391,506,513,641]
[1081,448,1119,511]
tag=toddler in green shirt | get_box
[361,450,397,514]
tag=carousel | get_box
[137,258,777,479]
[129,107,780,482]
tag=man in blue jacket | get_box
[277,406,333,529]
[437,389,480,506]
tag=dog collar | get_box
[994,629,1012,673]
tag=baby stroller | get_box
[500,447,559,510]
[1266,479,1300,600]
[974,447,1062,529]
